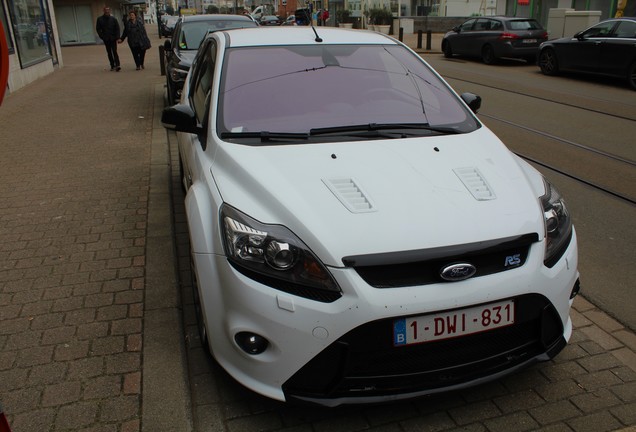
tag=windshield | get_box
[179,20,257,49]
[217,44,479,136]
[507,19,542,30]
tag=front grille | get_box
[343,233,539,288]
[283,294,565,402]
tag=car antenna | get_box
[301,1,322,42]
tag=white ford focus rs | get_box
[162,26,580,407]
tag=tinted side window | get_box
[490,20,503,31]
[170,21,182,47]
[190,41,217,125]
[614,21,636,38]
[460,19,476,32]
[473,19,490,31]
[583,21,615,38]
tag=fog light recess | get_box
[235,332,269,355]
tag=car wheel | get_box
[481,45,496,65]
[442,40,453,58]
[627,61,636,91]
[538,48,559,76]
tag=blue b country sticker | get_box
[393,318,407,346]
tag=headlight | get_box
[540,178,572,267]
[220,204,342,301]
[170,67,188,83]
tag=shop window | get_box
[1,2,14,54]
[8,0,52,67]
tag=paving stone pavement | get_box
[1,26,635,432]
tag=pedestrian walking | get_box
[322,9,330,26]
[96,7,121,71]
[118,11,151,70]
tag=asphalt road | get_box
[423,54,636,332]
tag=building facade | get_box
[1,0,61,92]
[0,0,158,94]
[1,0,633,95]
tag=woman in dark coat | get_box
[118,11,151,70]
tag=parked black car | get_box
[538,17,636,90]
[160,15,179,37]
[442,16,547,64]
[164,14,258,105]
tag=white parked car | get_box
[162,27,579,406]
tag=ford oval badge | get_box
[440,263,477,282]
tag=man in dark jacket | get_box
[96,7,121,71]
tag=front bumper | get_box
[284,292,567,406]
[195,230,578,406]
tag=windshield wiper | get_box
[310,123,461,136]
[220,131,309,142]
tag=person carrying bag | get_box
[119,11,151,70]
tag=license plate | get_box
[523,39,538,43]
[393,300,515,346]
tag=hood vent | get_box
[454,167,496,201]
[323,178,376,213]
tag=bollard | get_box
[159,45,165,76]
[399,27,403,42]
[417,30,422,49]
[426,30,432,51]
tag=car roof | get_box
[221,27,399,48]
[489,16,537,21]
[597,17,636,22]
[181,14,254,23]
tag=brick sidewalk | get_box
[1,25,635,432]
[0,31,189,432]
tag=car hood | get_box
[211,128,544,267]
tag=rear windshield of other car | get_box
[506,19,542,30]
[218,44,479,136]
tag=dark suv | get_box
[164,14,258,105]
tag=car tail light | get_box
[499,32,520,40]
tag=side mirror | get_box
[452,26,460,33]
[161,104,204,135]
[163,39,172,51]
[461,92,482,114]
